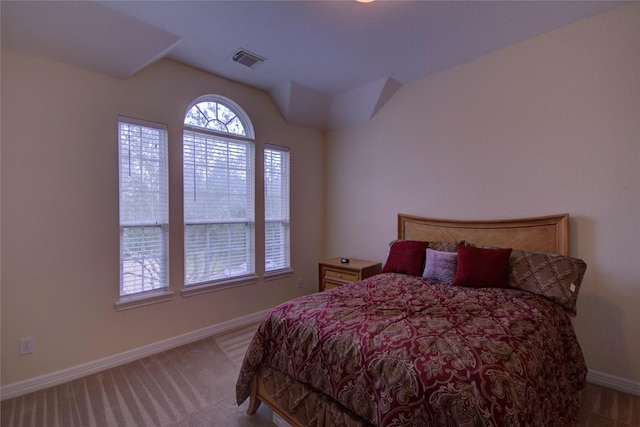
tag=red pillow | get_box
[453,244,512,288]
[382,240,429,276]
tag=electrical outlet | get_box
[297,278,303,288]
[19,337,34,355]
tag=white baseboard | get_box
[1,309,269,401]
[587,369,640,397]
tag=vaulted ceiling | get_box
[1,1,626,130]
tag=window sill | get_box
[181,275,259,297]
[115,290,174,311]
[264,268,294,281]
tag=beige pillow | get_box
[427,240,465,252]
[509,250,587,316]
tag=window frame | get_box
[116,116,173,310]
[264,144,292,279]
[182,96,258,296]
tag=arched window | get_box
[183,96,256,288]
[184,96,254,137]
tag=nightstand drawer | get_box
[322,280,343,291]
[323,268,359,282]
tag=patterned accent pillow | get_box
[509,250,587,316]
[453,244,512,288]
[422,248,457,284]
[428,240,465,252]
[382,240,429,276]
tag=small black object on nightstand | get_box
[340,257,350,263]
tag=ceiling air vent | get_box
[232,49,265,69]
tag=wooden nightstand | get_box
[318,258,382,292]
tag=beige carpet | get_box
[1,323,274,427]
[3,323,638,427]
[215,323,262,368]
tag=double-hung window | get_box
[264,145,291,274]
[183,96,256,289]
[117,117,169,303]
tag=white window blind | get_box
[264,145,290,273]
[183,96,255,287]
[118,117,169,297]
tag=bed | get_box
[236,213,587,426]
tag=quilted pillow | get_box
[427,240,465,252]
[453,244,512,288]
[509,250,587,316]
[422,248,457,284]
[382,240,429,276]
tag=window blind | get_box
[183,130,255,285]
[118,117,169,296]
[264,145,290,273]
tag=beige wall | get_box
[325,4,640,384]
[2,2,638,392]
[1,51,324,385]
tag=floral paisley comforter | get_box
[236,273,587,426]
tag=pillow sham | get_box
[422,248,457,284]
[427,240,465,252]
[453,244,512,288]
[382,240,429,276]
[509,250,587,316]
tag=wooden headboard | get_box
[398,213,570,256]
